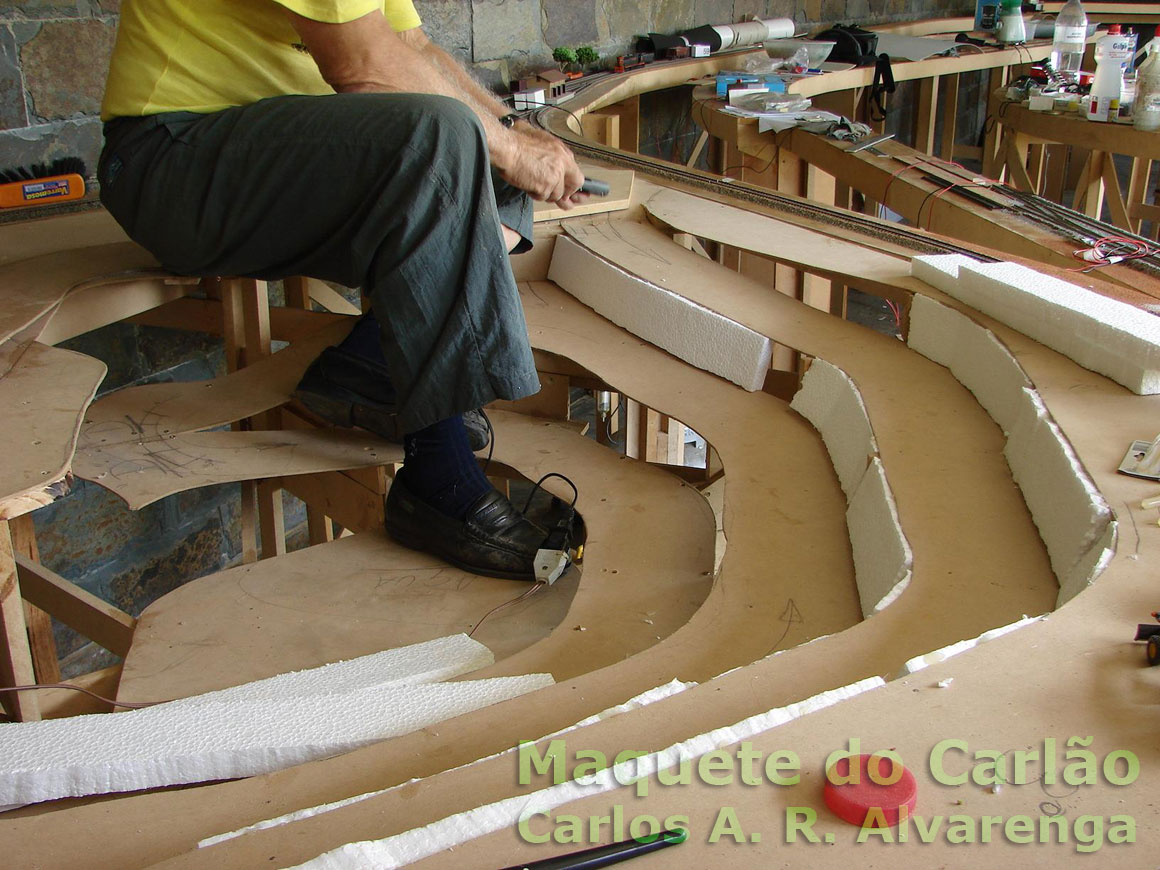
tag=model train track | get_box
[530,78,998,262]
[535,57,1160,277]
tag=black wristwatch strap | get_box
[499,113,521,128]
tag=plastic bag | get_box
[730,91,812,113]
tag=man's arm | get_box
[284,9,585,206]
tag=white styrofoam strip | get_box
[790,359,877,496]
[1058,521,1118,608]
[165,634,495,708]
[909,253,977,294]
[847,458,913,617]
[0,674,553,806]
[900,614,1046,676]
[548,235,773,392]
[1005,387,1115,589]
[905,292,1118,604]
[912,255,1160,395]
[199,679,697,849]
[906,294,1031,435]
[287,677,887,870]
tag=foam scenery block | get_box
[907,294,1030,435]
[1005,388,1114,597]
[790,359,877,496]
[911,255,1160,395]
[289,678,886,870]
[548,235,773,392]
[0,636,553,806]
[847,458,912,617]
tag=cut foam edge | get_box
[548,235,773,392]
[906,290,1118,608]
[199,679,697,850]
[911,255,1160,395]
[900,614,1046,676]
[790,359,877,496]
[165,634,496,708]
[1006,387,1115,602]
[1058,510,1118,608]
[907,294,1030,435]
[848,458,913,617]
[287,677,887,870]
[789,360,909,616]
[0,674,552,807]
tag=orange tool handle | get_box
[0,173,86,208]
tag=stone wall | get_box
[0,0,969,174]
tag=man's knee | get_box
[406,94,484,145]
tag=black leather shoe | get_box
[293,346,491,450]
[385,476,553,581]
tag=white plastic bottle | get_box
[1087,25,1133,122]
[1050,0,1088,82]
[1135,38,1160,130]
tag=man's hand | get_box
[494,124,586,209]
[286,10,589,210]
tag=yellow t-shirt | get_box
[101,0,422,119]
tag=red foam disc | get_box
[823,753,917,827]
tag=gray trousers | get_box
[98,93,540,432]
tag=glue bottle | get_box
[1087,25,1133,122]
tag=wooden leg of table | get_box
[1101,155,1133,230]
[624,399,641,460]
[914,75,939,156]
[940,74,960,163]
[257,480,287,560]
[286,275,336,545]
[982,69,1010,179]
[1003,134,1037,193]
[1074,151,1106,219]
[1026,142,1046,193]
[1044,144,1068,202]
[0,520,39,721]
[1127,158,1152,235]
[11,515,59,683]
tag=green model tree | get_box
[575,46,599,68]
[552,46,577,70]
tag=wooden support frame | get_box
[0,520,38,721]
[14,555,135,659]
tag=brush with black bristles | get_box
[0,157,87,208]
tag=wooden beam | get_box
[914,75,939,155]
[1101,153,1133,230]
[939,74,960,162]
[282,472,384,535]
[15,554,135,658]
[10,515,59,684]
[0,522,38,721]
[129,297,348,343]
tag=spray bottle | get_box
[1135,37,1160,130]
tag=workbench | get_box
[990,97,1160,234]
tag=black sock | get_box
[398,415,492,519]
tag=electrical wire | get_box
[521,471,580,515]
[0,683,162,710]
[1070,235,1160,271]
[467,582,546,638]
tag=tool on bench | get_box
[847,132,895,155]
[581,177,611,196]
[0,157,86,208]
[499,828,687,869]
